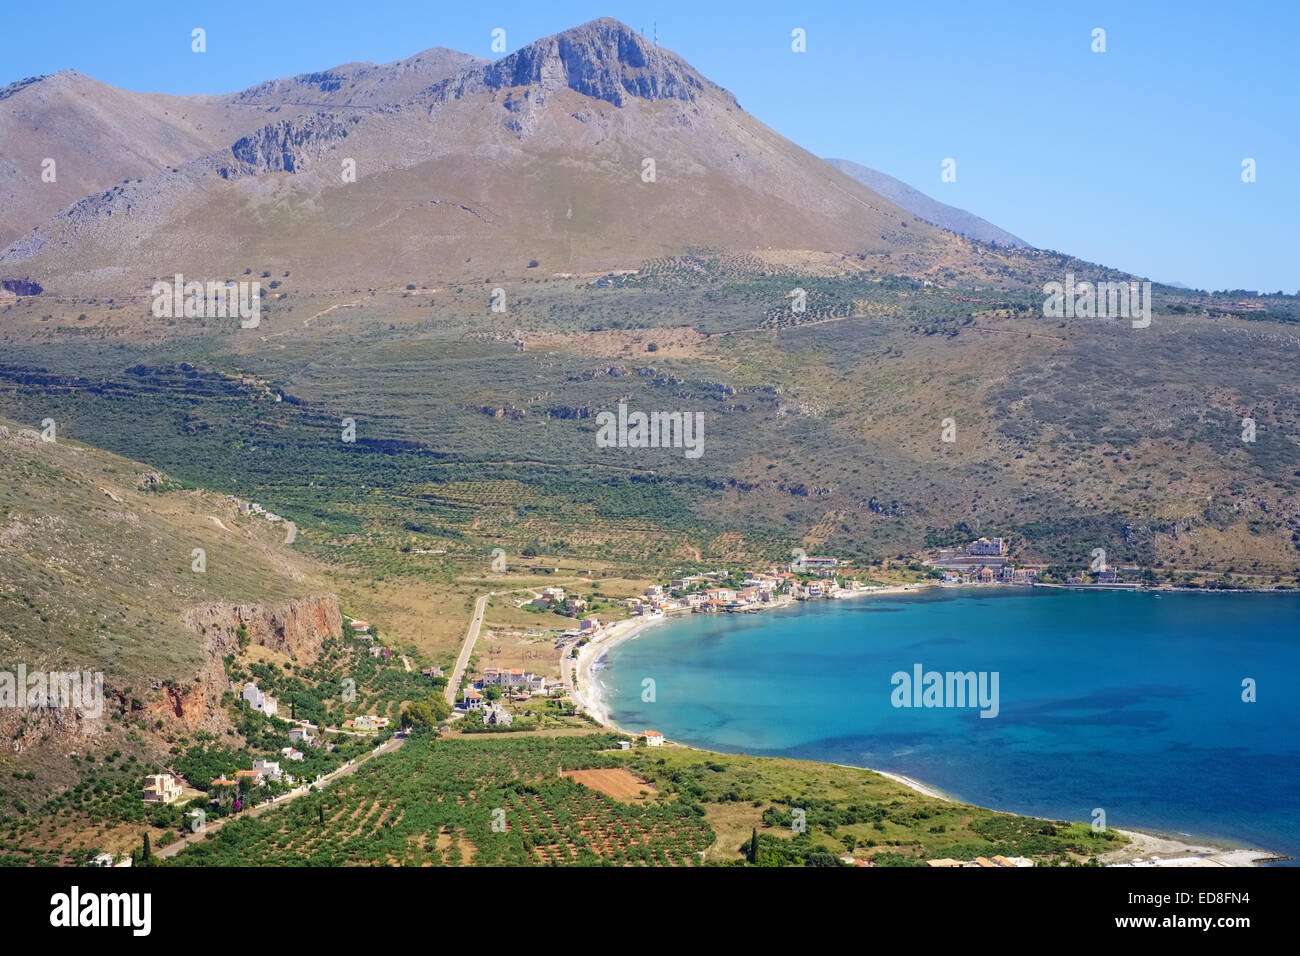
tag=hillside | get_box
[1,18,968,294]
[826,157,1028,248]
[0,48,486,248]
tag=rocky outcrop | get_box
[155,594,343,733]
[427,17,737,110]
[218,115,356,179]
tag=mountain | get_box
[0,18,967,295]
[825,157,1028,248]
[226,47,487,108]
[0,48,487,249]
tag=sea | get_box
[600,587,1300,859]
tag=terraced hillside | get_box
[1,256,1297,583]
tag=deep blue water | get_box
[602,588,1300,858]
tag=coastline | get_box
[573,580,940,731]
[568,586,1282,866]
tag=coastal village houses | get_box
[140,773,182,804]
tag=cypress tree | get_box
[142,833,151,862]
[747,827,758,864]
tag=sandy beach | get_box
[566,588,1281,866]
[572,582,939,728]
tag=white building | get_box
[252,759,282,782]
[242,682,278,718]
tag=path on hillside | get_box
[156,735,404,859]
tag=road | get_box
[446,593,490,705]
[156,734,404,859]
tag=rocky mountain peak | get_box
[432,17,736,109]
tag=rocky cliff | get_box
[165,594,344,732]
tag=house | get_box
[140,773,182,804]
[643,730,664,747]
[979,567,995,584]
[352,715,383,731]
[564,596,588,614]
[1098,569,1122,584]
[942,571,961,584]
[234,769,265,787]
[644,585,665,600]
[252,759,282,782]
[280,747,305,761]
[349,620,370,633]
[997,565,1016,583]
[703,588,735,603]
[464,692,484,711]
[241,682,278,718]
[368,644,392,659]
[542,587,565,600]
[618,740,631,750]
[422,666,444,679]
[579,616,600,632]
[802,557,839,576]
[968,537,1006,556]
[210,777,238,789]
[288,726,317,746]
[482,705,513,727]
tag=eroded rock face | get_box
[431,17,734,110]
[219,116,356,179]
[163,595,343,731]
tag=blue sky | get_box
[3,1,1295,291]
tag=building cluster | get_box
[482,667,547,692]
[626,563,864,616]
[1065,568,1135,586]
[932,537,1039,586]
[231,497,285,524]
[940,565,1039,586]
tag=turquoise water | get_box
[602,589,1300,857]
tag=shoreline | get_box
[567,586,1282,866]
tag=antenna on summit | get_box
[654,21,658,45]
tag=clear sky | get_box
[2,0,1295,292]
